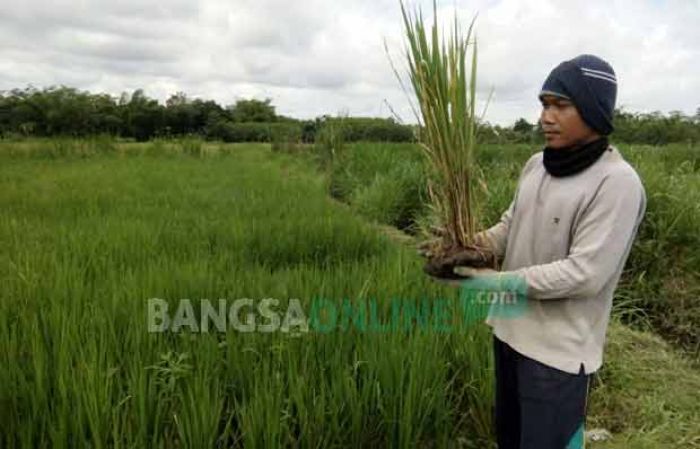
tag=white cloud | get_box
[0,0,697,125]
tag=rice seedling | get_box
[0,141,497,448]
[1,138,699,447]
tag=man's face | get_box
[539,95,600,149]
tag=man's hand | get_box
[453,266,498,277]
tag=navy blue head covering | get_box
[539,54,617,135]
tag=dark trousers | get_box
[493,336,590,449]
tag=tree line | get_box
[0,86,413,143]
[1,86,698,145]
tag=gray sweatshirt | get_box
[476,145,646,375]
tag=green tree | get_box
[513,118,534,134]
[122,89,164,141]
[228,98,277,122]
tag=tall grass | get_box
[616,144,700,354]
[327,143,427,230]
[270,124,303,153]
[314,116,347,171]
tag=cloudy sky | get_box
[1,0,698,125]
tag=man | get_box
[428,54,646,448]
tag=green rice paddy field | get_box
[1,139,698,448]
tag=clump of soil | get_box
[421,240,497,279]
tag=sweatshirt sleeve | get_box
[508,171,646,300]
[474,153,539,257]
[474,201,514,258]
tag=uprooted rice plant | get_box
[394,1,485,259]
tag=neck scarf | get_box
[543,137,609,177]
